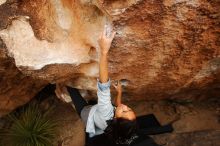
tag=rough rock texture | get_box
[153,130,220,146]
[0,0,220,116]
[0,38,46,117]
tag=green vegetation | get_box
[0,103,57,146]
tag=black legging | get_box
[67,87,88,115]
[66,87,96,141]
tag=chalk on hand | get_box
[105,21,113,38]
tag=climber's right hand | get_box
[98,25,116,55]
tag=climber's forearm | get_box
[98,26,116,83]
[115,90,122,106]
[99,53,109,83]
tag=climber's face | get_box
[115,104,136,120]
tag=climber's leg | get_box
[67,87,88,115]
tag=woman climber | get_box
[55,26,173,146]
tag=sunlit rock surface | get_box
[0,38,46,117]
[0,0,220,116]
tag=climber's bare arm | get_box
[98,26,116,83]
[113,81,122,106]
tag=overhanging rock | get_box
[0,0,220,116]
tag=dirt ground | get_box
[49,96,220,146]
[0,95,219,146]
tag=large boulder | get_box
[0,0,219,116]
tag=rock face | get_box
[0,0,220,116]
[0,38,46,117]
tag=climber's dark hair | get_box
[105,118,138,145]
